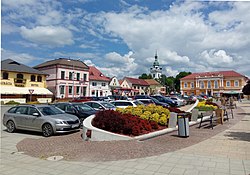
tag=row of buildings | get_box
[0,56,248,104]
[0,58,165,104]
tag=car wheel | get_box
[6,120,16,133]
[42,123,53,137]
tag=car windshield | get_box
[133,100,144,105]
[100,102,116,108]
[38,106,64,115]
[73,104,94,112]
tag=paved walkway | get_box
[1,100,250,175]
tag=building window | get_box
[226,81,231,87]
[83,74,87,81]
[30,75,36,81]
[68,86,73,95]
[59,85,65,95]
[76,86,80,94]
[92,82,97,86]
[82,87,87,96]
[214,80,218,88]
[2,72,9,79]
[61,71,65,79]
[69,72,73,80]
[234,80,239,87]
[200,81,204,89]
[184,83,187,88]
[191,82,194,88]
[76,73,80,81]
[100,91,103,96]
[16,73,24,83]
[102,83,106,86]
[207,81,211,88]
[91,90,95,95]
[37,76,42,82]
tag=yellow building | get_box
[1,59,53,104]
[180,70,247,97]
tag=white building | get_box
[150,53,162,79]
[34,58,90,99]
[89,66,111,97]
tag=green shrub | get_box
[5,100,20,105]
[27,101,40,104]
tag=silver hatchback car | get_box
[3,104,80,137]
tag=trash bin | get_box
[177,113,189,137]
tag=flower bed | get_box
[92,110,162,136]
[195,101,218,111]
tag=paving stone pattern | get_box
[1,100,250,175]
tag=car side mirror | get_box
[33,113,40,117]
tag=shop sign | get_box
[1,81,12,85]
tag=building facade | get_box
[120,77,149,96]
[89,66,111,97]
[144,79,166,95]
[180,70,247,97]
[34,58,90,99]
[1,59,53,104]
[150,53,162,79]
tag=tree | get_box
[175,71,192,92]
[139,73,152,79]
[242,80,250,100]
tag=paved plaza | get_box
[1,100,250,175]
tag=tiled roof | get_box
[124,77,149,86]
[181,70,245,80]
[33,58,89,70]
[144,79,161,85]
[89,66,110,81]
[1,59,47,75]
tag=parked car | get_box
[107,95,129,101]
[136,99,155,106]
[53,102,97,125]
[110,100,144,108]
[84,101,116,111]
[134,95,170,108]
[71,96,101,102]
[151,95,178,107]
[170,96,186,106]
[3,104,80,137]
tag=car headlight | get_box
[55,121,67,124]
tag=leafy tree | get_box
[175,71,192,92]
[242,80,250,95]
[139,73,152,79]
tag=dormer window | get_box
[100,73,103,77]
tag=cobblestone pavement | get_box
[1,100,250,175]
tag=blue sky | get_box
[2,0,250,79]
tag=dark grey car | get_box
[3,104,80,137]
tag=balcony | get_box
[14,78,26,87]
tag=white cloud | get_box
[20,26,74,47]
[1,48,40,65]
[165,66,179,77]
[200,49,234,66]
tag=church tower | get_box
[150,52,162,79]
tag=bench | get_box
[198,112,222,129]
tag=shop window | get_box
[31,75,36,81]
[37,76,42,82]
[69,86,73,95]
[60,85,65,95]
[2,72,8,79]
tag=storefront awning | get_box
[0,86,53,95]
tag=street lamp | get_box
[67,59,74,100]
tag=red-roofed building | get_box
[89,66,111,97]
[144,79,166,95]
[120,77,149,96]
[180,70,248,96]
